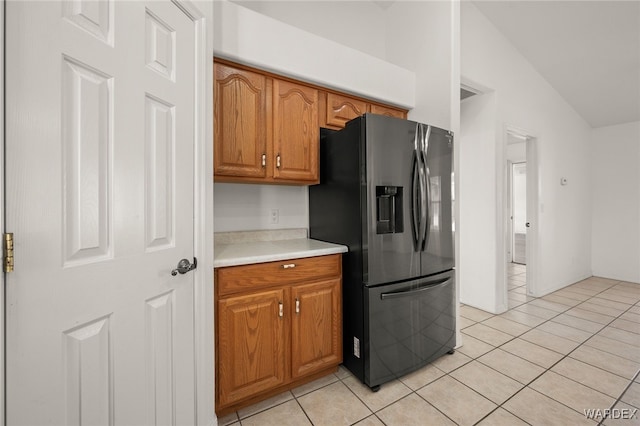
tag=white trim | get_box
[1,0,5,424]
[450,0,462,349]
[495,124,508,313]
[525,136,540,297]
[171,1,214,425]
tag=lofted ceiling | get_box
[472,0,640,128]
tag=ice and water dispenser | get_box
[375,186,403,234]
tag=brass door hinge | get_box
[4,233,14,273]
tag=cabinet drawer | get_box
[216,254,341,296]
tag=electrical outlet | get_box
[270,208,279,224]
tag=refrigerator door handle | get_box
[421,125,432,251]
[417,125,428,251]
[411,150,422,251]
[380,277,450,300]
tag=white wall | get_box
[230,0,388,60]
[213,183,309,232]
[213,0,414,107]
[461,3,593,306]
[506,138,526,163]
[385,1,456,130]
[459,92,499,311]
[591,121,640,283]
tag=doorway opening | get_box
[511,162,527,265]
[507,160,527,304]
[503,128,538,309]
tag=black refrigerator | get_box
[309,113,456,390]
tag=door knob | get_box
[525,222,530,228]
[171,257,197,276]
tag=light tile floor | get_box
[219,264,640,425]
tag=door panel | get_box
[6,1,197,424]
[366,270,456,387]
[217,289,287,406]
[291,279,342,378]
[421,127,455,277]
[214,63,268,179]
[325,92,367,129]
[272,79,319,182]
[363,115,421,285]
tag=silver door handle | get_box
[171,257,197,276]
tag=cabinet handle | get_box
[261,153,266,167]
[281,263,296,269]
[276,154,281,169]
[278,301,283,318]
[295,298,300,314]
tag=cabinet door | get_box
[217,288,287,407]
[325,92,367,129]
[291,278,342,378]
[272,79,319,183]
[370,103,407,119]
[214,63,268,179]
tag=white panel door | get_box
[5,1,197,424]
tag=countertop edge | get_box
[213,239,348,268]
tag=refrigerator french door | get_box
[310,114,455,389]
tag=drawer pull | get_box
[278,301,283,318]
[295,298,300,314]
[281,263,296,269]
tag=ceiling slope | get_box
[473,0,640,128]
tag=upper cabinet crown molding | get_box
[213,0,415,110]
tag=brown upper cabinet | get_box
[272,79,319,182]
[214,64,268,180]
[320,92,407,130]
[214,58,408,184]
[323,92,368,129]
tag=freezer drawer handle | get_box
[380,277,450,300]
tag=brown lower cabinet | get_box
[215,254,342,416]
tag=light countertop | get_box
[214,229,348,268]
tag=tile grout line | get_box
[471,281,640,425]
[596,369,640,426]
[462,277,636,424]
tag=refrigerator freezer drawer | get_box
[364,270,456,387]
